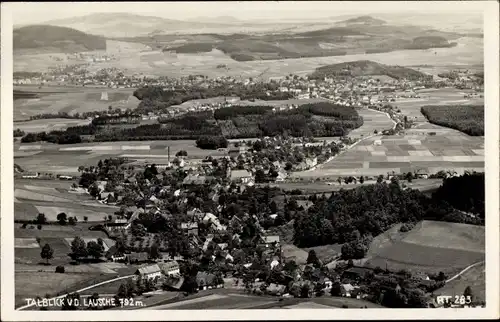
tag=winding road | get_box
[445,261,485,284]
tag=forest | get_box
[293,173,484,257]
[421,105,484,136]
[20,102,363,144]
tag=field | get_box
[14,180,118,223]
[434,262,485,302]
[14,85,137,121]
[364,220,485,275]
[14,118,92,133]
[15,271,102,305]
[14,140,229,175]
[294,124,483,178]
[14,37,482,79]
[147,291,383,310]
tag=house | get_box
[159,261,180,277]
[110,254,126,262]
[21,172,39,179]
[181,222,199,236]
[196,271,223,290]
[258,235,280,249]
[229,170,253,184]
[414,169,429,179]
[135,264,162,281]
[341,283,360,297]
[127,252,149,264]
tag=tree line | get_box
[421,105,484,136]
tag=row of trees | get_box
[195,136,229,150]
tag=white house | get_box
[159,261,180,277]
[135,264,162,281]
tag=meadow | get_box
[14,85,137,121]
[364,220,485,275]
[434,262,485,303]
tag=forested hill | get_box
[13,25,106,52]
[309,60,432,81]
[293,172,484,252]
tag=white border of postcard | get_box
[1,1,499,320]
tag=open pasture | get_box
[15,139,228,174]
[281,244,309,265]
[14,118,92,133]
[364,220,485,275]
[15,271,104,306]
[395,88,484,122]
[35,205,111,222]
[15,224,108,239]
[14,86,137,121]
[402,220,484,254]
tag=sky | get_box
[6,1,485,25]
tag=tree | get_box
[306,250,321,268]
[40,243,54,265]
[87,241,104,260]
[405,172,413,183]
[149,243,161,260]
[176,150,188,157]
[36,213,47,225]
[57,212,68,225]
[68,217,76,226]
[70,236,87,261]
[359,176,365,184]
[300,283,311,298]
[83,216,88,223]
[463,286,473,301]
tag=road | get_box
[16,274,134,311]
[445,261,485,284]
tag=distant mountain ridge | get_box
[337,15,387,25]
[13,25,106,53]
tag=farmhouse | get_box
[230,169,253,184]
[135,264,162,281]
[159,261,180,277]
[228,146,247,159]
[21,172,39,179]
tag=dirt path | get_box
[445,261,485,283]
[16,274,134,310]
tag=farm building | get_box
[135,264,162,281]
[159,261,180,277]
[229,169,254,184]
[341,284,361,298]
[228,146,247,159]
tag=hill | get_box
[42,12,236,38]
[337,15,387,25]
[13,25,106,53]
[310,60,432,80]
